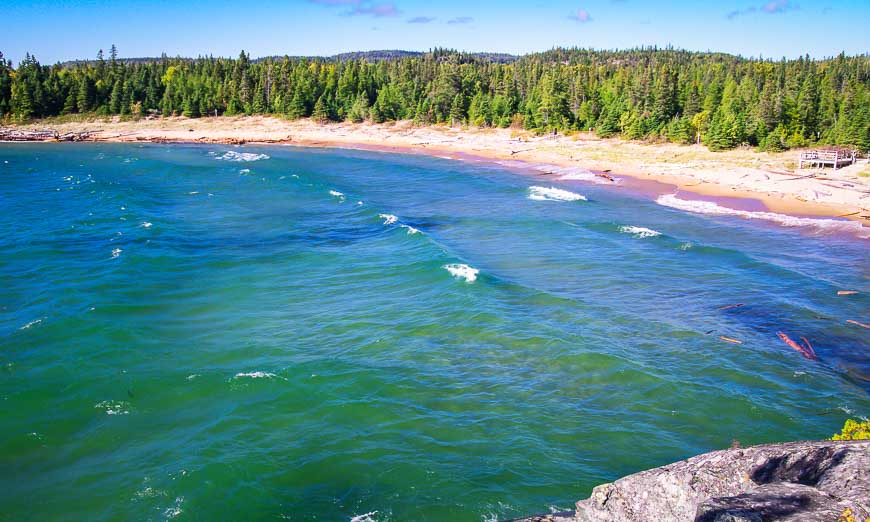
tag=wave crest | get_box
[656,194,869,238]
[214,151,270,162]
[619,225,661,238]
[528,186,587,202]
[444,263,479,283]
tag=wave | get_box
[214,151,270,162]
[329,190,345,198]
[444,263,479,283]
[239,168,250,174]
[656,194,869,238]
[140,222,153,228]
[19,318,44,330]
[400,224,420,235]
[111,248,122,259]
[349,512,379,522]
[379,214,398,225]
[95,400,131,415]
[619,225,662,238]
[528,186,587,202]
[233,371,277,379]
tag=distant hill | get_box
[58,49,519,68]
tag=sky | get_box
[2,0,868,65]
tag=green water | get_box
[1,143,867,521]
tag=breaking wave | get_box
[379,214,398,225]
[619,225,662,238]
[444,263,479,283]
[656,194,869,238]
[233,371,277,379]
[528,186,587,202]
[214,151,270,162]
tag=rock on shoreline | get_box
[513,440,869,521]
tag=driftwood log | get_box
[0,128,93,142]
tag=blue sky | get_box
[2,0,868,65]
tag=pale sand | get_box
[8,115,870,224]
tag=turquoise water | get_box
[1,143,867,521]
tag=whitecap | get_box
[349,511,379,522]
[678,242,693,251]
[19,318,44,330]
[357,201,364,206]
[528,186,587,202]
[141,222,152,228]
[233,371,276,379]
[656,194,869,238]
[329,190,345,197]
[401,224,420,235]
[214,151,270,162]
[95,400,131,415]
[239,168,250,174]
[619,225,662,238]
[111,248,122,259]
[379,214,398,225]
[444,263,479,283]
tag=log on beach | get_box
[0,128,93,142]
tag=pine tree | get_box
[312,94,329,123]
[109,80,122,114]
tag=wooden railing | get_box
[798,149,856,169]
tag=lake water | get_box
[1,143,867,521]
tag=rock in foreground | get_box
[516,440,869,521]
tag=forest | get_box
[0,46,868,152]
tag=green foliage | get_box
[831,419,870,441]
[1,46,868,151]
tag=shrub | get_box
[831,419,870,441]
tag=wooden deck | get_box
[798,149,856,169]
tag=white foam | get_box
[656,194,870,238]
[141,222,152,228]
[379,214,398,225]
[111,248,122,259]
[678,242,693,251]
[214,151,270,162]
[239,168,250,174]
[528,186,587,202]
[95,400,130,415]
[19,318,43,330]
[349,511,379,522]
[620,225,662,238]
[233,371,276,379]
[444,263,479,283]
[329,190,345,197]
[401,224,420,235]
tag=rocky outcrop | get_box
[513,440,869,522]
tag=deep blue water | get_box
[0,143,867,521]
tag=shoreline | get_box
[3,116,869,229]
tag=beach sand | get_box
[5,115,870,224]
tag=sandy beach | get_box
[4,115,869,225]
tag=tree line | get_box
[1,46,868,152]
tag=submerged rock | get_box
[514,440,869,522]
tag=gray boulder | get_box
[511,440,869,522]
[574,440,869,521]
